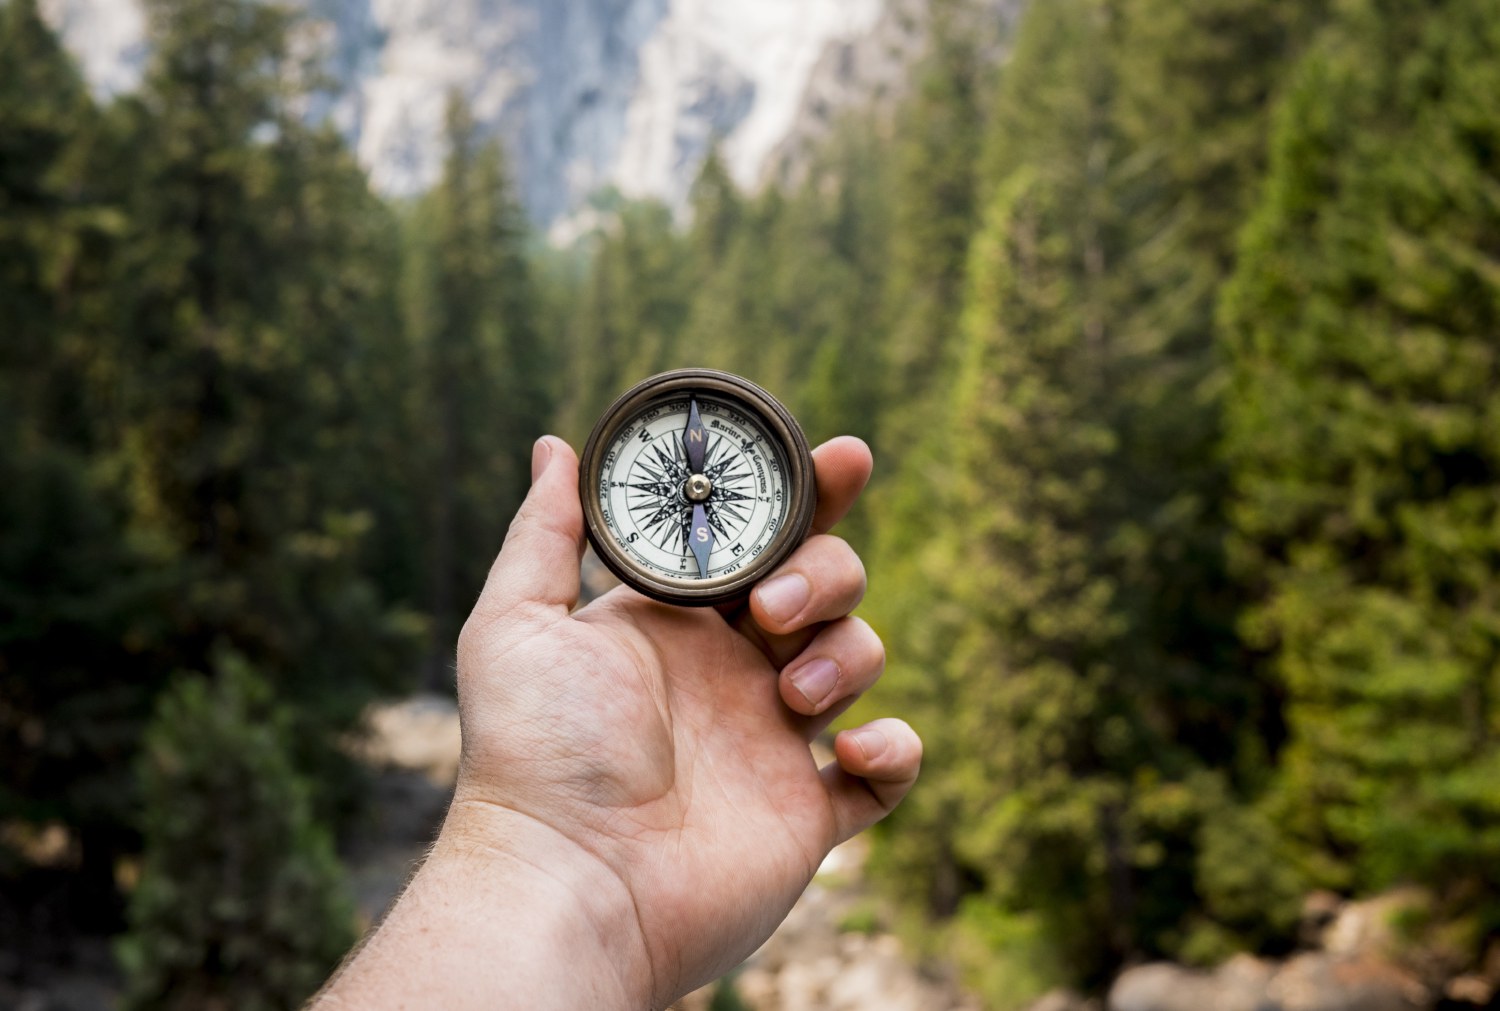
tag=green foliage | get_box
[101,0,417,720]
[707,974,750,1011]
[688,145,744,279]
[871,5,1134,982]
[947,898,1065,1011]
[679,186,783,384]
[0,418,169,901]
[859,0,1000,602]
[866,0,1334,990]
[789,118,894,457]
[116,657,355,1010]
[557,130,894,501]
[1222,0,1500,897]
[406,94,549,682]
[0,0,168,916]
[836,901,883,936]
[4,0,417,945]
[556,197,690,441]
[0,0,98,380]
[1191,794,1304,954]
[880,0,984,429]
[6,0,1500,999]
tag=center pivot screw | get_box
[684,474,713,502]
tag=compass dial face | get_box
[580,370,816,606]
[598,397,789,581]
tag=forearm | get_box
[313,799,652,1010]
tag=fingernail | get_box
[788,657,840,709]
[756,573,810,625]
[531,437,552,483]
[850,727,888,761]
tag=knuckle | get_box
[818,533,861,567]
[888,721,923,765]
[806,535,866,608]
[508,489,547,532]
[864,631,887,675]
[848,614,881,646]
[455,598,541,677]
[848,556,869,602]
[803,532,850,565]
[840,617,885,675]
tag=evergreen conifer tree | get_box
[875,0,987,469]
[681,184,782,383]
[869,0,1322,986]
[792,118,893,464]
[411,94,548,684]
[0,0,94,386]
[557,198,689,440]
[1222,0,1500,898]
[0,0,170,922]
[687,144,743,283]
[116,657,355,1010]
[105,0,412,716]
[870,4,1133,986]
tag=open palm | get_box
[450,435,921,1006]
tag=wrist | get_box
[443,794,657,1003]
[317,795,653,1010]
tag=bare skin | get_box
[314,435,922,1010]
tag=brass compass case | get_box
[579,369,817,607]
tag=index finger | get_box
[809,436,873,535]
[720,436,874,660]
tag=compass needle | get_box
[689,503,712,578]
[683,398,708,474]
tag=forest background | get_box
[2,0,1498,1007]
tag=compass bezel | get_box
[579,368,816,607]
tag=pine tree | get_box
[0,0,92,385]
[681,184,782,384]
[105,0,414,710]
[870,3,1134,986]
[687,144,743,284]
[791,117,894,462]
[274,125,425,624]
[861,0,990,672]
[1098,0,1336,955]
[410,93,548,685]
[116,657,355,1010]
[876,0,985,462]
[1222,0,1500,898]
[557,197,690,440]
[0,0,169,924]
[867,0,1326,987]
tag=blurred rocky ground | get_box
[15,552,1490,1010]
[358,689,980,1011]
[1027,889,1500,1011]
[12,681,1496,1011]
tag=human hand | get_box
[316,435,920,1010]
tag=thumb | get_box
[475,436,584,620]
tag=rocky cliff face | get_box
[40,0,890,233]
[764,0,1022,190]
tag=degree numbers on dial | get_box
[597,397,790,581]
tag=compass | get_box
[579,369,817,606]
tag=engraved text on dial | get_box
[598,397,790,580]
